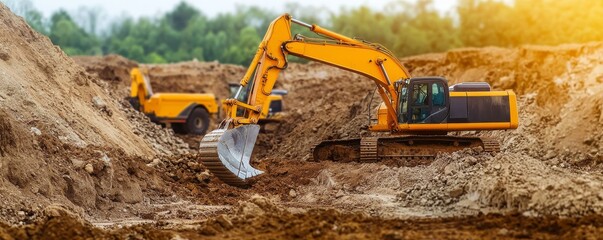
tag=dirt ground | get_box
[3,2,603,238]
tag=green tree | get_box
[222,27,261,65]
[166,1,200,31]
[49,10,101,55]
[18,0,603,63]
[74,6,105,35]
[331,0,459,57]
[457,0,513,47]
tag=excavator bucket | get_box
[198,124,263,186]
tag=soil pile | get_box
[4,196,603,239]
[402,43,603,163]
[74,58,246,102]
[145,61,246,100]
[0,3,197,225]
[73,54,138,90]
[256,63,376,159]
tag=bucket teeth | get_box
[198,125,263,187]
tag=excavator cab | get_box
[396,77,516,132]
[397,77,449,124]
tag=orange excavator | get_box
[199,14,518,186]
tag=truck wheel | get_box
[185,108,210,135]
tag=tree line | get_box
[6,0,603,65]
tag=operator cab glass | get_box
[397,77,449,124]
[396,79,409,123]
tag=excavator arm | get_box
[200,14,412,186]
[225,14,411,129]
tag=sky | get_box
[25,0,457,19]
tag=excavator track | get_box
[481,137,501,152]
[198,129,248,187]
[360,137,378,162]
[312,135,499,166]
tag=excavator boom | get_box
[226,14,409,128]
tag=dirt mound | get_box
[0,111,16,157]
[144,61,246,100]
[5,197,603,239]
[74,58,246,101]
[402,43,603,163]
[0,3,201,225]
[254,62,376,160]
[73,54,138,89]
[74,59,249,148]
[75,57,246,97]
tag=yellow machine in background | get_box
[129,68,218,135]
[199,14,518,186]
[223,83,287,127]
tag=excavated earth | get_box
[3,3,603,238]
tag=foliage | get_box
[48,10,101,55]
[7,0,603,64]
[332,0,460,57]
[458,0,603,47]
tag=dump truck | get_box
[129,67,218,135]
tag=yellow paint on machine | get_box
[397,90,519,132]
[220,95,283,119]
[403,122,513,131]
[130,68,218,120]
[450,91,511,97]
[508,92,519,128]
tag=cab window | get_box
[412,83,428,106]
[411,83,429,122]
[398,86,408,123]
[432,82,445,107]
